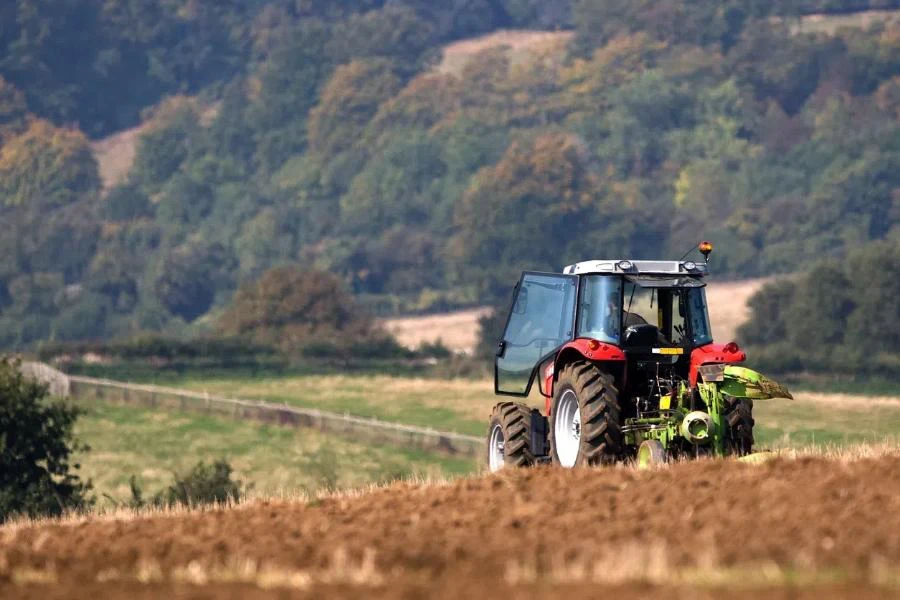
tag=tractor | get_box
[487,242,792,471]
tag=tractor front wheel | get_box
[549,361,623,467]
[486,402,535,472]
[637,440,667,469]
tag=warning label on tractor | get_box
[652,348,684,355]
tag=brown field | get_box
[91,126,143,190]
[780,9,900,34]
[437,29,574,75]
[3,449,900,598]
[705,278,770,343]
[382,278,769,353]
[379,307,492,353]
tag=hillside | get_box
[4,450,900,597]
[1,0,899,351]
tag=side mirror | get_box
[513,287,528,315]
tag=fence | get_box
[20,361,71,397]
[66,376,484,458]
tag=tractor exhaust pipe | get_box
[681,411,713,444]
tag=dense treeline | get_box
[0,0,899,349]
[738,239,900,377]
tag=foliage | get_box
[739,239,900,377]
[123,459,246,509]
[156,459,245,507]
[218,266,381,353]
[0,119,99,209]
[0,358,92,521]
[0,0,899,350]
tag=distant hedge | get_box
[738,239,900,379]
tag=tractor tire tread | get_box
[722,397,754,455]
[488,402,535,469]
[550,361,623,466]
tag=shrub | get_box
[0,358,92,522]
[123,459,247,509]
[158,460,245,507]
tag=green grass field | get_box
[73,401,476,506]
[165,373,900,447]
[69,372,900,506]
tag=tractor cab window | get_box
[686,287,713,346]
[622,282,659,331]
[576,275,621,344]
[619,277,710,348]
[495,273,577,396]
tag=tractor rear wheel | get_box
[486,402,535,472]
[549,361,623,467]
[723,397,754,455]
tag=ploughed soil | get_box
[3,456,900,598]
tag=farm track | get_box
[3,455,900,598]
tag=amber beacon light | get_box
[698,241,713,262]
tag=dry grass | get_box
[90,126,144,190]
[778,9,900,35]
[704,278,769,343]
[380,307,492,353]
[437,29,573,75]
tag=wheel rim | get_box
[488,423,505,472]
[637,440,666,470]
[637,444,651,469]
[554,390,580,468]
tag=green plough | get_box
[633,366,792,468]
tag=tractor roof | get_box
[562,260,708,277]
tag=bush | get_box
[123,459,247,509]
[38,335,277,364]
[0,358,92,522]
[158,460,245,507]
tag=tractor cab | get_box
[494,258,715,399]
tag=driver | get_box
[608,290,649,330]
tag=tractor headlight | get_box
[617,260,634,271]
[683,261,697,270]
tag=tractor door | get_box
[495,272,577,396]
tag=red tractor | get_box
[487,242,792,471]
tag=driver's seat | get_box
[622,323,661,348]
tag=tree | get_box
[326,6,437,72]
[845,239,900,353]
[0,76,28,140]
[786,262,855,346]
[339,130,446,232]
[0,358,92,521]
[449,132,605,297]
[0,119,100,209]
[153,243,230,322]
[218,266,375,351]
[308,59,404,156]
[130,98,202,194]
